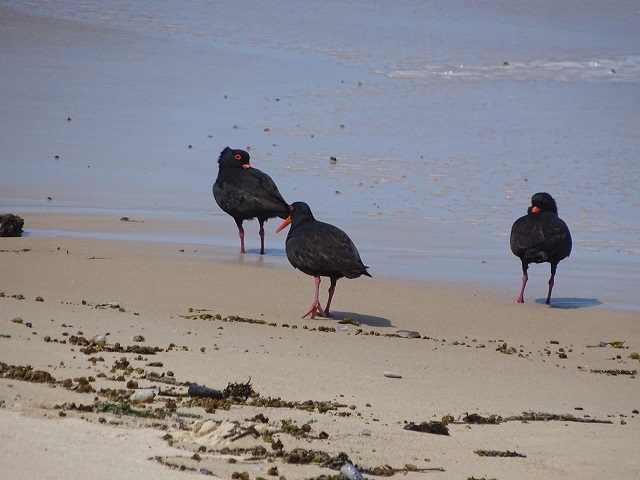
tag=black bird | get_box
[510,192,572,304]
[213,147,289,254]
[276,202,371,318]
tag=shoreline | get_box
[5,209,640,313]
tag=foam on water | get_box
[386,55,640,83]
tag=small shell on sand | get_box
[383,371,402,379]
[130,389,155,402]
[340,462,364,480]
[396,330,421,338]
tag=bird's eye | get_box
[289,205,294,211]
[234,154,242,161]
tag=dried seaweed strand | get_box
[590,369,637,376]
[475,450,526,458]
[503,412,613,424]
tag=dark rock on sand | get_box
[0,214,25,237]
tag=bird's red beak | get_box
[242,163,251,169]
[276,216,291,233]
[532,206,541,213]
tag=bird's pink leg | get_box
[516,272,528,303]
[323,278,337,317]
[302,276,326,319]
[235,220,246,254]
[258,220,266,255]
[546,263,558,305]
[545,274,555,305]
[238,227,246,254]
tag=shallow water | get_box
[1,1,639,312]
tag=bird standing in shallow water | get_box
[276,202,371,318]
[213,147,289,255]
[510,192,572,304]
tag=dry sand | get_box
[2,214,640,480]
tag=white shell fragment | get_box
[130,389,155,402]
[395,330,421,338]
[340,461,365,480]
[383,371,402,378]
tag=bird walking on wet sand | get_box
[510,192,572,304]
[276,202,371,318]
[213,147,289,255]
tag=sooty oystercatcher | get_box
[213,147,289,254]
[276,202,371,318]
[510,192,572,304]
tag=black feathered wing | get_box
[213,167,288,221]
[510,213,572,264]
[286,221,370,279]
[542,215,572,262]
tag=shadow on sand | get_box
[326,311,394,328]
[536,297,602,309]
